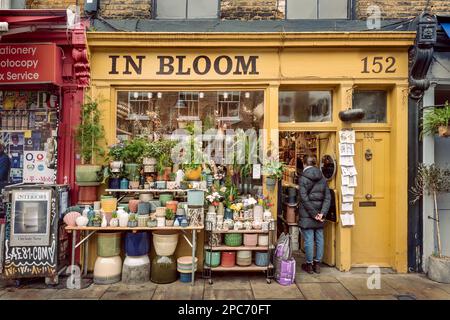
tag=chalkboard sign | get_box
[2,187,58,278]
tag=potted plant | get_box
[92,215,102,227]
[108,143,125,173]
[129,172,140,189]
[146,139,176,174]
[422,101,450,138]
[123,137,148,179]
[75,97,106,203]
[127,213,138,228]
[411,163,450,283]
[165,208,175,226]
[110,212,119,227]
[263,159,283,190]
[181,122,203,181]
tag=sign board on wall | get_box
[23,151,55,184]
[0,43,62,85]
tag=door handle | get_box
[365,193,373,200]
[365,149,373,161]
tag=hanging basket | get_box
[338,108,365,122]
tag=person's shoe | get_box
[313,261,321,274]
[301,263,314,274]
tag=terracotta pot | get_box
[438,125,450,137]
[221,252,236,267]
[128,199,140,213]
[78,186,98,204]
[165,200,178,213]
[163,167,172,181]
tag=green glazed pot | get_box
[124,163,140,180]
[204,251,221,267]
[75,164,102,183]
[159,194,173,206]
[224,233,243,247]
[97,232,121,257]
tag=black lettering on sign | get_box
[123,55,145,75]
[214,55,233,75]
[176,56,191,75]
[361,56,397,74]
[193,55,211,75]
[108,55,120,74]
[234,56,259,75]
[157,56,175,75]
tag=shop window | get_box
[116,90,264,141]
[0,90,58,184]
[278,91,332,123]
[286,0,349,19]
[352,90,387,123]
[155,0,219,19]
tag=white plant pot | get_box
[110,161,123,173]
[153,232,179,256]
[118,214,129,227]
[76,215,89,227]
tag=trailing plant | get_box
[75,97,106,164]
[123,137,149,163]
[410,163,450,258]
[422,101,450,137]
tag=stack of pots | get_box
[177,256,198,283]
[155,207,166,227]
[122,232,150,284]
[151,231,179,283]
[137,202,150,227]
[94,232,122,284]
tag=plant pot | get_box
[155,207,166,217]
[124,163,140,180]
[184,166,202,181]
[428,255,450,283]
[221,252,236,267]
[163,167,172,181]
[94,256,122,285]
[101,198,118,212]
[265,177,277,190]
[156,181,167,190]
[137,202,150,215]
[204,251,221,267]
[76,164,102,183]
[224,233,243,247]
[108,177,121,189]
[137,214,149,227]
[285,205,297,223]
[120,178,129,190]
[97,232,121,257]
[156,217,166,227]
[109,218,119,227]
[338,108,365,122]
[93,222,101,227]
[147,219,157,228]
[128,220,138,228]
[159,194,173,206]
[128,200,140,213]
[151,255,177,284]
[122,255,150,284]
[129,180,140,189]
[180,181,190,189]
[125,232,149,256]
[236,250,252,266]
[187,190,204,206]
[224,208,233,220]
[110,161,123,173]
[165,200,178,213]
[166,220,174,227]
[255,251,269,266]
[152,232,179,256]
[243,233,258,247]
[78,186,98,204]
[438,125,450,137]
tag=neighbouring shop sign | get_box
[108,55,259,76]
[0,44,62,85]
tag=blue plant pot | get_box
[109,178,121,189]
[179,272,192,283]
[187,190,204,206]
[137,202,150,215]
[125,232,149,256]
[255,251,269,266]
[120,178,129,190]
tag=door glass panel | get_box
[156,0,186,19]
[188,0,218,19]
[352,91,387,123]
[287,0,317,19]
[279,91,332,123]
[319,0,348,19]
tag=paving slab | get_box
[206,274,252,290]
[0,288,56,300]
[336,274,399,296]
[382,275,450,300]
[50,284,110,300]
[101,289,154,300]
[299,283,356,300]
[296,272,339,283]
[107,281,157,292]
[152,280,205,300]
[355,294,398,300]
[204,288,254,300]
[250,278,304,300]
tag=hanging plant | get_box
[422,101,450,138]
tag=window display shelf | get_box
[65,225,204,232]
[204,245,274,251]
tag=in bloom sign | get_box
[0,43,62,85]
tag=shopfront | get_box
[87,31,414,272]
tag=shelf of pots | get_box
[75,98,106,204]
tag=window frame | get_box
[285,0,353,20]
[153,0,220,20]
[352,89,388,125]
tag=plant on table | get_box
[92,215,102,227]
[165,208,175,226]
[422,101,450,138]
[411,163,450,283]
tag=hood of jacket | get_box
[302,166,323,182]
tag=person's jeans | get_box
[300,228,324,264]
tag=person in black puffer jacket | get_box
[298,156,331,274]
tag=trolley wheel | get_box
[209,279,213,285]
[266,278,271,284]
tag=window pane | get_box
[287,0,317,19]
[156,0,186,19]
[352,91,387,123]
[319,0,348,19]
[188,0,218,19]
[279,91,332,123]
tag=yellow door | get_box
[351,131,391,267]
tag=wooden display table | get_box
[65,225,203,286]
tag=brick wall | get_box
[221,0,285,20]
[99,0,151,19]
[27,0,83,11]
[357,0,450,19]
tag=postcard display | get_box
[338,130,356,226]
[1,184,69,280]
[0,91,58,184]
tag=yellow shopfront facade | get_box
[86,31,414,272]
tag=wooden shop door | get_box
[351,131,391,267]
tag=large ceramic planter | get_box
[101,197,118,212]
[187,190,205,206]
[428,255,450,283]
[108,177,120,189]
[125,232,150,256]
[255,251,269,266]
[224,233,243,247]
[97,232,121,257]
[204,251,221,267]
[153,232,179,256]
[184,165,202,181]
[438,125,450,137]
[75,164,102,183]
[94,256,122,285]
[151,255,177,284]
[122,255,150,284]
